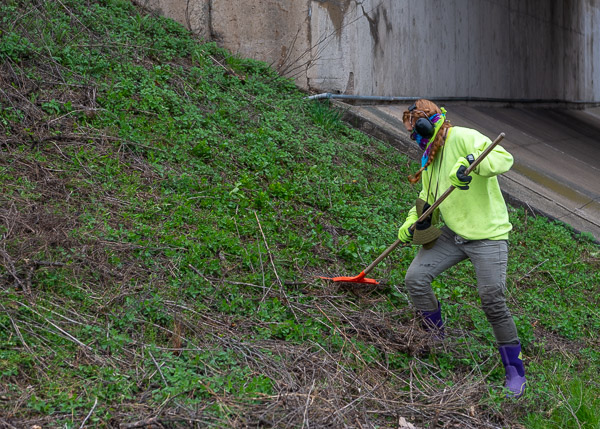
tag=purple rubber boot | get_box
[421,301,445,340]
[499,343,527,398]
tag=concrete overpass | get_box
[143,0,600,103]
[141,0,600,240]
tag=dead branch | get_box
[254,211,298,320]
[119,417,164,429]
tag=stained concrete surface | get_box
[146,0,600,101]
[339,102,600,242]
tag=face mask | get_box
[412,128,430,149]
[406,104,434,144]
[412,113,444,148]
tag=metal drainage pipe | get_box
[306,93,417,102]
[306,93,600,106]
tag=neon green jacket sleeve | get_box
[405,205,419,224]
[471,134,514,177]
[420,127,513,241]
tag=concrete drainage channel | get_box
[324,98,600,243]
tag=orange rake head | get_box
[319,270,380,285]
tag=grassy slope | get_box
[1,0,599,427]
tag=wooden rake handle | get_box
[361,132,506,276]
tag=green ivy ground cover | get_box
[1,1,599,427]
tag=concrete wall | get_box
[210,1,311,89]
[138,0,211,40]
[141,0,600,103]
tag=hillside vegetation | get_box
[1,1,599,428]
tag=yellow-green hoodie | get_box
[406,126,513,241]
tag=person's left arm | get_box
[449,131,514,190]
[469,138,514,177]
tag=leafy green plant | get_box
[0,31,37,61]
[0,1,598,428]
[308,99,344,131]
[525,375,600,428]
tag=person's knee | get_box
[404,267,438,310]
[480,288,511,321]
[482,303,511,323]
[405,265,431,293]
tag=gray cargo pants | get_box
[405,226,519,345]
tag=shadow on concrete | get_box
[338,101,600,242]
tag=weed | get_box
[309,99,344,131]
[0,1,598,428]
